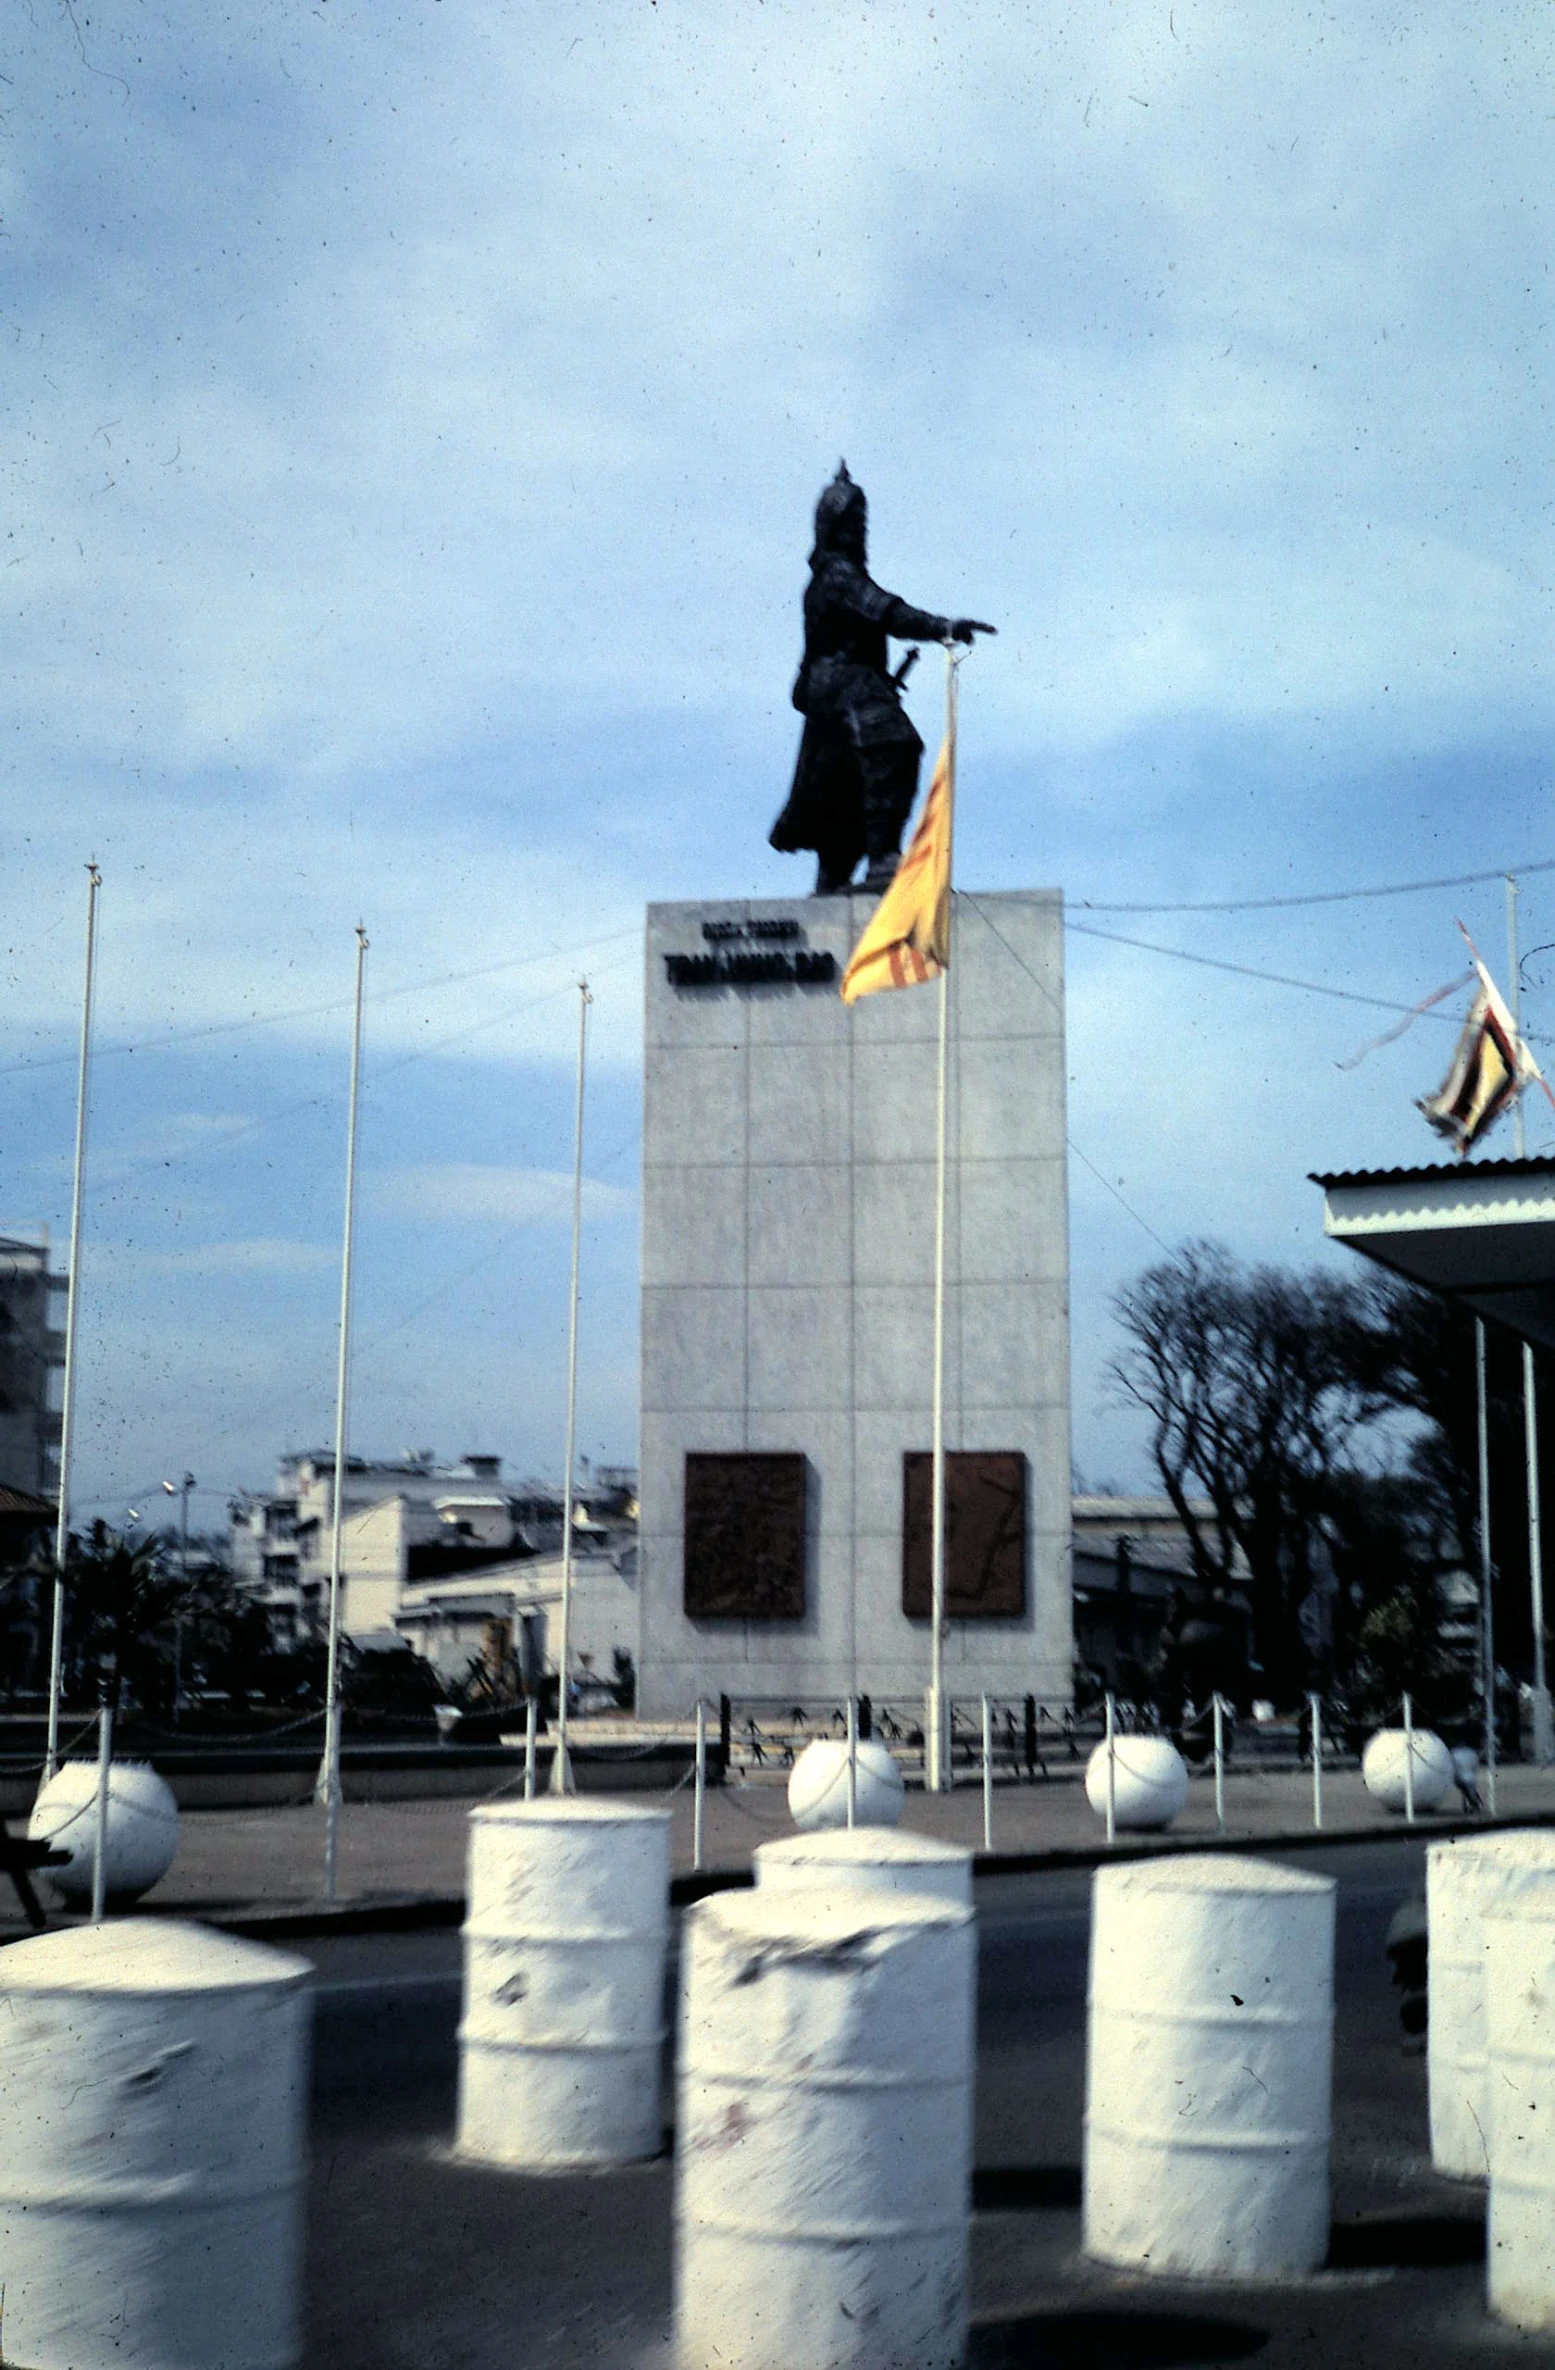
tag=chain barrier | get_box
[0,1717,103,1783]
[719,1695,1080,1783]
[334,1726,704,1822]
[112,1707,329,1750]
[13,1688,1457,1919]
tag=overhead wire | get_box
[354,1109,645,1370]
[11,857,1549,1082]
[11,853,1554,1084]
[1063,916,1549,1041]
[54,955,641,1186]
[76,958,645,1489]
[370,950,637,1082]
[959,892,1171,1253]
[1072,854,1555,916]
[0,924,642,1080]
[30,853,1555,1499]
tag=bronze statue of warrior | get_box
[769,463,995,895]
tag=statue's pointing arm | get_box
[842,564,996,645]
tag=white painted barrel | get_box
[1427,1831,1555,2178]
[755,1826,973,1910]
[1084,1854,1336,2279]
[28,1758,180,1904]
[1083,1734,1189,1830]
[1486,1910,1555,2327]
[786,1737,906,1830]
[1361,1727,1453,1813]
[0,1916,311,2370]
[676,1887,976,2370]
[457,1796,672,2170]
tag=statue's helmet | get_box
[813,460,866,559]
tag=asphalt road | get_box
[297,1837,1538,2370]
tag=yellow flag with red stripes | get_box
[839,737,952,1003]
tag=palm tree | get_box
[42,1522,187,1715]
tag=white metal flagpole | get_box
[1525,1345,1550,1761]
[318,924,368,1900]
[1510,875,1527,1165]
[550,979,593,1795]
[1507,874,1553,1760]
[43,860,101,1789]
[1477,1314,1499,1814]
[925,648,959,1793]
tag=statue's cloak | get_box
[769,548,948,863]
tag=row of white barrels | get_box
[0,1809,977,2370]
[460,1802,978,2369]
[11,1810,1555,2368]
[456,1810,1343,2355]
[464,1809,1555,2348]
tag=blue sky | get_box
[6,2,1555,1524]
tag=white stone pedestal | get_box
[638,889,1072,1718]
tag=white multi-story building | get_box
[230,1450,536,1638]
[229,1452,639,1691]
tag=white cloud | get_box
[373,1164,634,1227]
[10,1,1555,815]
[91,1236,337,1278]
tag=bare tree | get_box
[1108,1242,1401,1702]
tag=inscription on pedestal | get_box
[663,922,837,990]
[684,1452,808,1619]
[902,1451,1027,1617]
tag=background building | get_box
[0,1481,54,1697]
[232,1449,528,1638]
[0,1232,64,1503]
[229,1451,639,1690]
[1071,1495,1252,1696]
[395,1535,639,1708]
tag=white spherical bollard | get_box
[1485,1910,1555,2327]
[1084,1854,1336,2279]
[1361,1727,1453,1814]
[0,1917,311,2370]
[1083,1734,1189,1831]
[28,1759,180,1905]
[1427,1832,1555,2178]
[676,1886,975,2370]
[755,1826,973,1910]
[457,1798,672,2170]
[786,1736,905,1831]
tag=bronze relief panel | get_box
[684,1451,807,1619]
[902,1450,1027,1618]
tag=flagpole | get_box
[43,861,101,1789]
[317,923,368,1901]
[550,978,592,1796]
[1477,1314,1499,1814]
[1504,873,1553,1762]
[926,648,959,1793]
